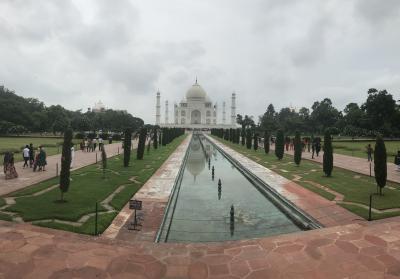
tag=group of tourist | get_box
[79,137,104,152]
[3,144,47,180]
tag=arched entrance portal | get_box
[191,110,201,124]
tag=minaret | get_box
[222,101,226,124]
[231,92,236,125]
[165,100,169,124]
[156,91,161,125]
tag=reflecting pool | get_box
[159,134,301,242]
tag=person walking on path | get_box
[93,138,97,151]
[366,144,374,162]
[22,145,30,168]
[395,151,400,171]
[3,152,18,179]
[84,139,89,152]
[98,137,103,150]
[315,137,321,157]
[37,146,47,171]
[29,143,34,168]
[70,146,75,169]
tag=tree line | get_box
[0,85,144,135]
[239,88,399,137]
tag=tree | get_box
[241,128,245,146]
[137,127,147,160]
[310,98,340,134]
[275,130,284,160]
[123,128,132,167]
[323,131,333,177]
[294,131,302,166]
[246,129,252,149]
[259,104,277,132]
[253,133,258,151]
[374,135,387,195]
[101,145,107,178]
[59,128,73,201]
[153,129,158,149]
[263,131,270,154]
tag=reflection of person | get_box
[70,147,75,169]
[4,152,18,179]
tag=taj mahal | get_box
[156,79,237,129]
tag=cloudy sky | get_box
[1,0,399,123]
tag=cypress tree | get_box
[253,133,258,151]
[153,129,158,149]
[246,129,252,149]
[323,131,333,176]
[294,131,302,166]
[264,130,270,154]
[374,135,387,195]
[236,128,241,144]
[137,127,147,160]
[59,128,73,201]
[241,129,245,146]
[101,144,107,178]
[147,133,151,154]
[123,128,132,167]
[275,130,284,160]
[159,131,162,147]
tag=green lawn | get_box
[213,136,400,220]
[332,140,400,162]
[1,135,186,235]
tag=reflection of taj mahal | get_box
[155,79,237,129]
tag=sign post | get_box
[129,199,143,230]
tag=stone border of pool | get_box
[207,135,362,228]
[103,134,192,242]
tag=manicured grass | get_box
[332,140,400,162]
[214,137,400,220]
[34,211,118,235]
[3,135,186,234]
[0,212,12,221]
[338,203,400,221]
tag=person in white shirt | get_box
[22,145,30,168]
[98,137,103,150]
[70,147,75,169]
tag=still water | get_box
[162,135,301,242]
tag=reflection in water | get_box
[186,137,206,181]
[218,179,222,200]
[230,205,235,237]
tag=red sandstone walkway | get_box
[1,217,400,278]
[0,141,137,196]
[270,144,400,183]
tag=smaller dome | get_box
[186,80,207,100]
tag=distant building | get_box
[92,100,106,112]
[156,79,237,129]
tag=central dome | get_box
[186,80,207,100]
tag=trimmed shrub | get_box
[275,130,284,160]
[323,131,333,176]
[253,133,258,151]
[374,135,387,195]
[137,127,147,160]
[246,129,252,149]
[294,131,302,165]
[264,131,270,154]
[59,128,73,201]
[123,128,132,167]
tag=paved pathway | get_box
[103,135,192,242]
[0,141,136,196]
[2,217,400,278]
[270,144,400,183]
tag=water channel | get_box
[157,134,305,242]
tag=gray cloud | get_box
[0,0,399,123]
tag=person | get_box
[80,140,84,151]
[395,151,400,171]
[70,146,75,169]
[3,152,18,179]
[37,146,47,171]
[315,137,321,157]
[307,138,311,152]
[98,137,103,150]
[93,138,97,151]
[108,135,113,144]
[84,139,89,152]
[89,139,94,152]
[311,138,316,159]
[366,144,373,162]
[22,145,30,168]
[29,143,34,168]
